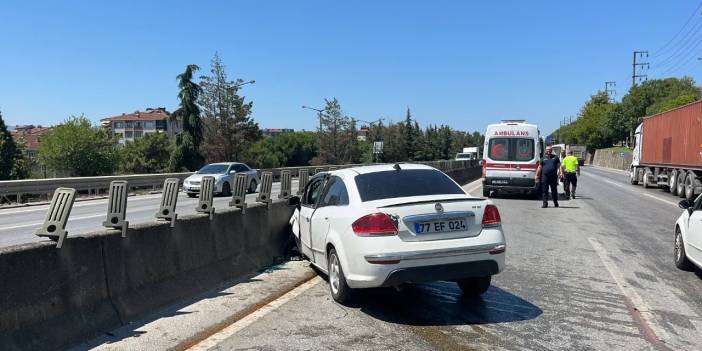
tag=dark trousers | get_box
[564,173,577,196]
[541,176,558,204]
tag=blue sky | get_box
[1,0,700,135]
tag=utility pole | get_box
[301,105,325,131]
[632,51,649,86]
[605,81,616,102]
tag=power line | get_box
[650,20,702,71]
[651,1,702,57]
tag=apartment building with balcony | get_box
[100,107,181,145]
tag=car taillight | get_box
[352,213,398,236]
[482,161,487,177]
[482,204,501,227]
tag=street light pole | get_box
[301,105,325,131]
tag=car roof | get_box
[330,163,435,175]
[208,162,243,166]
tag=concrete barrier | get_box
[592,149,633,171]
[0,165,480,351]
[0,201,294,351]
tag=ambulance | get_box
[482,120,544,197]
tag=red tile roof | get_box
[101,107,170,122]
[11,126,52,151]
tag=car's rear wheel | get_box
[457,276,491,296]
[482,188,490,197]
[675,228,695,271]
[187,193,197,198]
[328,248,353,304]
[248,179,257,194]
[221,182,231,196]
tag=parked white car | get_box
[288,164,506,303]
[675,195,702,271]
[183,162,259,197]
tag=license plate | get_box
[414,219,467,234]
[492,179,509,185]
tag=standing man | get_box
[536,146,563,208]
[562,149,580,199]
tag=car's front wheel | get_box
[328,248,353,304]
[457,276,491,296]
[675,228,695,271]
[221,182,231,196]
[248,179,257,194]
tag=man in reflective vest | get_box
[562,150,580,199]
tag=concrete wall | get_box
[0,166,481,351]
[591,149,633,171]
[0,201,294,351]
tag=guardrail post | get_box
[196,176,216,220]
[35,187,76,248]
[229,173,248,213]
[155,178,179,227]
[278,170,292,199]
[314,167,324,175]
[257,171,273,207]
[298,169,309,195]
[102,181,129,237]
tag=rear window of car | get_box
[354,169,464,202]
[488,138,534,161]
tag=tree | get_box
[120,133,173,174]
[38,116,118,177]
[571,91,613,150]
[244,132,318,168]
[403,108,419,160]
[169,64,205,171]
[313,98,357,165]
[0,110,28,180]
[200,53,260,162]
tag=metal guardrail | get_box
[0,160,478,205]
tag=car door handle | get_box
[304,216,310,222]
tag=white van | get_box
[482,120,544,197]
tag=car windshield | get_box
[488,138,534,161]
[197,164,228,174]
[354,169,464,202]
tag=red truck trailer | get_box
[630,99,702,200]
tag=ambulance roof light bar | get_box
[500,119,527,124]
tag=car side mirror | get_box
[679,199,693,210]
[229,170,236,174]
[287,196,301,208]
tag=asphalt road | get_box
[0,180,298,248]
[76,167,702,350]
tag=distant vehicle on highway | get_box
[456,147,479,161]
[183,162,259,197]
[287,164,506,303]
[675,195,702,271]
[630,100,702,201]
[482,120,544,197]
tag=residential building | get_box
[262,128,294,138]
[357,125,370,141]
[101,107,180,145]
[11,125,52,158]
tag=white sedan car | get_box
[675,195,702,271]
[288,164,506,303]
[183,162,259,198]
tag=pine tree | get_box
[169,64,205,171]
[0,111,28,180]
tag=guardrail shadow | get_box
[354,281,542,326]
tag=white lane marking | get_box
[584,172,679,207]
[188,276,322,350]
[588,237,672,345]
[588,165,631,175]
[0,213,105,231]
[462,178,483,194]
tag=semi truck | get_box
[629,100,702,200]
